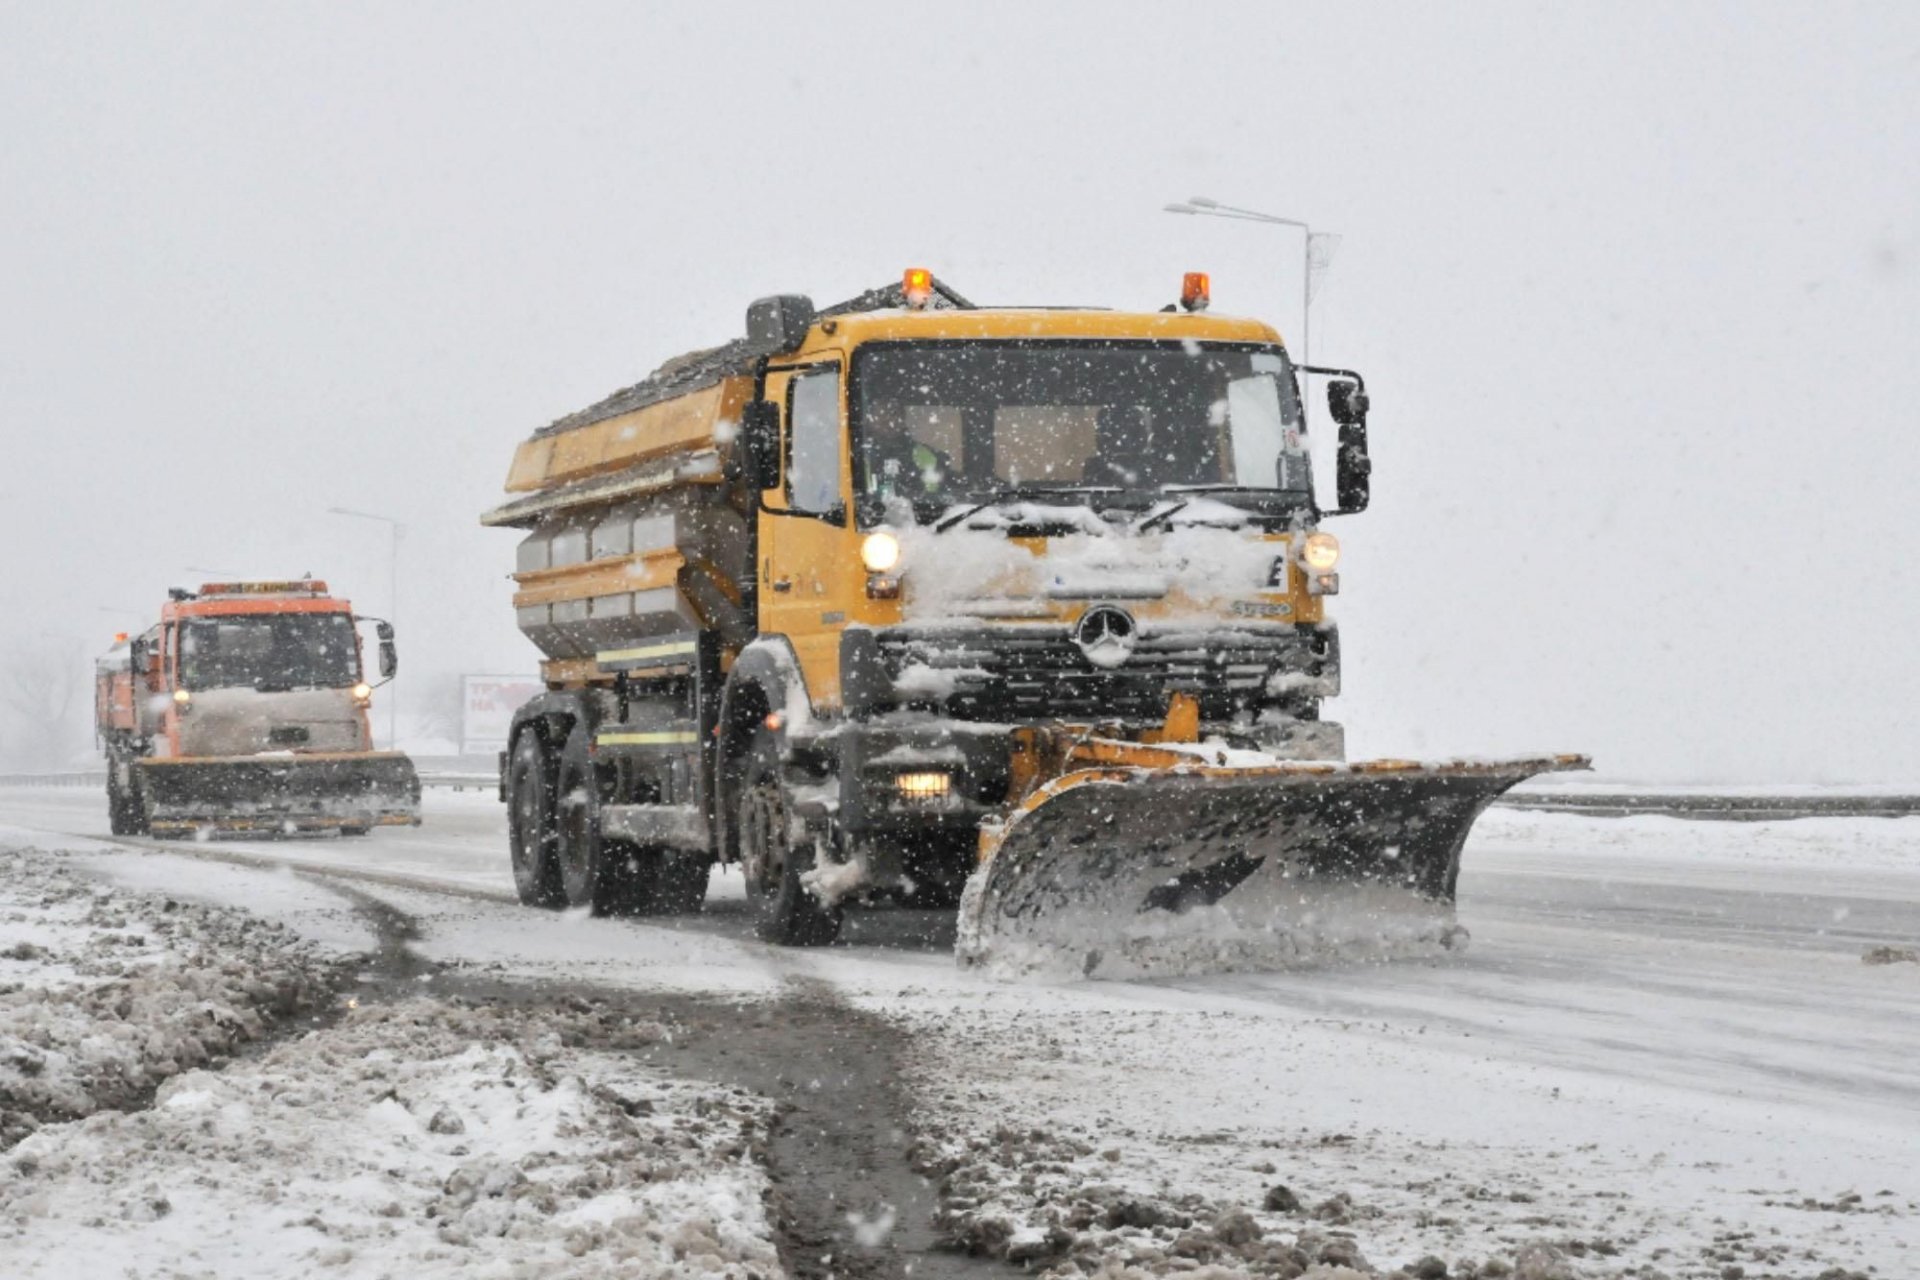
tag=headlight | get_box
[171,689,191,710]
[861,531,901,573]
[351,682,373,704]
[1300,531,1341,572]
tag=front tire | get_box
[507,730,565,908]
[106,774,134,836]
[737,726,841,946]
[106,760,148,836]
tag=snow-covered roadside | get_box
[1470,808,1920,879]
[893,998,1902,1280]
[0,998,781,1279]
[0,845,346,1146]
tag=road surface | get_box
[1,782,1915,1278]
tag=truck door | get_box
[758,360,860,708]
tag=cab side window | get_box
[786,368,843,518]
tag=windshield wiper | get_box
[932,485,1123,532]
[1133,501,1189,533]
[934,500,996,533]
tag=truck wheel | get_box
[507,731,565,908]
[553,726,624,914]
[107,773,135,836]
[737,726,841,946]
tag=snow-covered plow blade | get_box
[956,753,1588,978]
[136,752,421,834]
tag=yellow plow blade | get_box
[955,753,1588,978]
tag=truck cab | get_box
[96,580,420,836]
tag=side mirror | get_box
[1327,379,1369,426]
[379,639,397,680]
[1327,380,1372,514]
[746,294,816,355]
[740,400,781,492]
[375,620,394,642]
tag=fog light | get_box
[894,771,951,800]
[866,572,902,600]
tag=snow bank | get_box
[0,999,781,1278]
[0,846,343,1147]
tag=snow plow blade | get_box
[136,752,422,834]
[956,753,1588,978]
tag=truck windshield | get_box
[178,613,361,692]
[849,339,1310,527]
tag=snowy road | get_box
[2,783,1916,1278]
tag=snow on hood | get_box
[894,516,1286,623]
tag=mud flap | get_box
[955,755,1585,978]
[137,752,422,833]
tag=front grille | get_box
[875,624,1335,724]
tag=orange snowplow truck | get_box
[94,580,420,836]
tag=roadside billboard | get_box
[461,675,542,756]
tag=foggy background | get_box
[2,2,1914,780]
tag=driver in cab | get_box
[861,401,953,500]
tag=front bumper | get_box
[792,719,1011,838]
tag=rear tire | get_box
[507,730,565,908]
[737,726,841,946]
[553,726,624,914]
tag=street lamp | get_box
[326,506,404,750]
[1163,196,1335,374]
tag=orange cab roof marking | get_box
[161,598,353,621]
[814,307,1284,349]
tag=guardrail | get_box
[1,771,1916,819]
[1499,792,1920,820]
[0,770,104,788]
[0,769,498,792]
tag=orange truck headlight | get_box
[351,682,373,707]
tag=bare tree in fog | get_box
[0,640,88,770]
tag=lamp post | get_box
[1163,196,1332,374]
[326,507,404,750]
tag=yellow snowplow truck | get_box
[484,269,1583,974]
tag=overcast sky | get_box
[3,2,1916,779]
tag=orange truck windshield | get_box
[178,613,360,692]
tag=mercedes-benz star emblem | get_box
[1074,605,1137,669]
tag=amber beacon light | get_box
[903,267,934,309]
[1180,272,1211,312]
